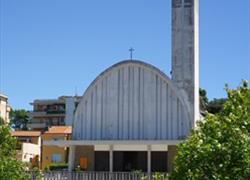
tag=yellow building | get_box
[41,126,72,170]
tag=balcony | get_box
[29,110,65,117]
[29,111,46,117]
[27,122,46,129]
[46,110,65,115]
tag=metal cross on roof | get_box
[129,47,135,60]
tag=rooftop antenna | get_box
[129,47,135,60]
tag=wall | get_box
[0,95,10,123]
[31,136,40,145]
[21,142,40,162]
[41,134,68,170]
[65,97,75,126]
[74,146,95,171]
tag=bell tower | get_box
[172,0,200,127]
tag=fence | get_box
[30,171,169,180]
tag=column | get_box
[147,145,151,175]
[68,145,75,171]
[109,145,113,172]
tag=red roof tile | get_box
[11,131,41,137]
[44,126,72,134]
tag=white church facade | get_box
[44,0,199,173]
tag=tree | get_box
[0,122,29,179]
[170,81,250,179]
[0,117,5,126]
[207,98,227,114]
[199,88,227,115]
[199,88,209,115]
[10,109,29,130]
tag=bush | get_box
[169,81,250,179]
[0,122,29,180]
[45,163,68,171]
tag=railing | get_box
[29,110,65,117]
[27,122,46,129]
[46,110,65,114]
[30,171,168,180]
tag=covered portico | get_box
[44,140,180,173]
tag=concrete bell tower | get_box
[172,0,200,127]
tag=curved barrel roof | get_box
[73,60,191,140]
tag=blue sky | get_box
[0,0,249,110]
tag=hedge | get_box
[45,163,68,171]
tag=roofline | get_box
[0,93,8,100]
[30,96,82,105]
[43,132,72,135]
[76,59,192,124]
[11,133,41,137]
[12,135,41,137]
[80,59,171,100]
[43,140,182,147]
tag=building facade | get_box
[28,96,81,130]
[0,93,11,124]
[12,131,41,168]
[41,126,72,170]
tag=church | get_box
[45,0,200,173]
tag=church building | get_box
[45,0,199,173]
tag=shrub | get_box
[45,163,68,171]
[169,81,250,179]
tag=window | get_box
[172,0,182,8]
[184,0,193,8]
[51,154,62,163]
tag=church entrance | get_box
[94,151,168,172]
[151,152,168,172]
[95,151,110,171]
[113,151,147,172]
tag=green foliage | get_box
[170,81,250,179]
[0,123,29,180]
[152,172,167,180]
[199,88,209,114]
[141,173,168,180]
[74,165,82,172]
[0,157,29,180]
[10,109,29,130]
[0,124,17,157]
[30,167,43,180]
[44,166,50,172]
[207,98,227,114]
[199,87,227,115]
[45,163,68,171]
[0,117,5,125]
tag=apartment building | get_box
[28,96,81,130]
[0,93,11,124]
